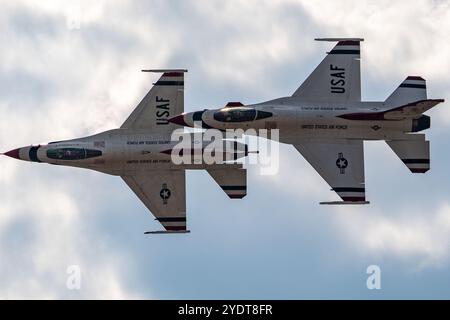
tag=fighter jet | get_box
[2,70,248,233]
[169,38,445,204]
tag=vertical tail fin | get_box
[385,76,427,106]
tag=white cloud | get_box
[333,203,450,269]
[257,147,450,269]
[1,0,450,298]
[302,0,450,77]
[251,137,450,269]
[0,1,162,298]
[301,0,450,125]
[0,161,143,299]
[189,1,310,85]
[251,142,332,200]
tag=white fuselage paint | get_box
[16,129,246,175]
[185,99,415,144]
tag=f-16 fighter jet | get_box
[2,70,248,233]
[170,38,445,204]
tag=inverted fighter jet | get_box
[170,38,445,204]
[2,70,248,233]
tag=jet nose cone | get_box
[3,148,21,159]
[168,114,188,127]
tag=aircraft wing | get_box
[121,70,186,133]
[292,39,362,103]
[293,139,367,203]
[121,170,187,232]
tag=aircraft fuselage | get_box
[5,129,248,176]
[174,99,426,144]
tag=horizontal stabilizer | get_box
[387,136,430,173]
[385,76,427,106]
[339,99,444,121]
[383,99,444,120]
[207,167,247,199]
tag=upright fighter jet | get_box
[170,38,445,204]
[2,70,248,233]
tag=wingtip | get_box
[320,201,370,205]
[315,37,364,42]
[144,230,191,234]
[141,69,188,73]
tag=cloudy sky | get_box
[1,0,450,299]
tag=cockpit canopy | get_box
[213,107,272,123]
[47,148,102,160]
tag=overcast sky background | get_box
[1,0,450,299]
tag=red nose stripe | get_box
[168,115,187,126]
[4,148,20,159]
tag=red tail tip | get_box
[406,76,425,81]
